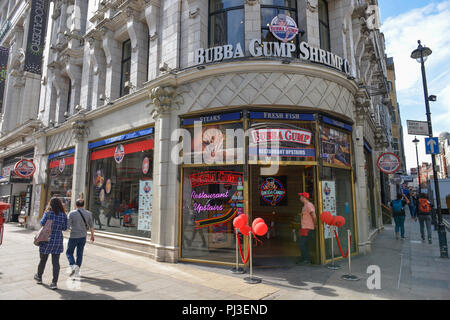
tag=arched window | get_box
[209,0,245,48]
[261,0,298,44]
[318,0,330,51]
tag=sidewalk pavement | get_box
[0,213,449,300]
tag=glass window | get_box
[260,1,298,46]
[320,125,351,167]
[322,167,356,260]
[181,165,244,263]
[120,39,132,97]
[318,0,330,51]
[209,0,244,48]
[48,155,74,211]
[88,136,154,238]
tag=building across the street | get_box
[0,0,400,266]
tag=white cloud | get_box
[381,1,450,171]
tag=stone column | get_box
[19,72,42,124]
[30,133,47,229]
[126,7,148,89]
[64,57,82,114]
[88,37,106,109]
[148,85,183,262]
[244,0,261,55]
[102,28,122,101]
[303,0,320,47]
[70,117,89,211]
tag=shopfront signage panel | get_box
[259,176,287,206]
[14,159,36,178]
[407,120,429,136]
[249,147,316,158]
[249,112,314,121]
[88,127,154,149]
[251,128,312,145]
[182,112,241,126]
[269,14,299,42]
[377,152,401,174]
[322,116,353,132]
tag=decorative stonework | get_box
[245,0,259,5]
[147,86,184,119]
[306,0,318,12]
[71,119,89,142]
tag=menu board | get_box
[138,180,152,231]
[322,180,337,239]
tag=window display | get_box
[48,154,74,211]
[88,136,154,238]
[320,125,351,167]
[181,165,244,262]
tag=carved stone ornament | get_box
[306,0,318,12]
[245,0,259,5]
[71,119,89,141]
[147,86,184,119]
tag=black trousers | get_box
[37,253,60,283]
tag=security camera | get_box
[428,95,437,102]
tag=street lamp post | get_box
[411,40,448,258]
[412,137,421,191]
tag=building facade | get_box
[0,0,396,265]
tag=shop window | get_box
[120,39,132,97]
[48,154,75,211]
[88,136,154,238]
[318,0,330,51]
[260,0,298,45]
[321,167,356,260]
[320,125,351,168]
[181,165,244,263]
[209,0,244,48]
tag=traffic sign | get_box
[425,137,439,154]
[377,153,401,174]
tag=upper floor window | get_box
[318,0,330,51]
[261,0,298,44]
[67,78,72,114]
[120,39,131,97]
[209,0,244,48]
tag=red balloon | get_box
[320,211,331,223]
[240,225,252,236]
[334,216,346,227]
[253,222,268,236]
[233,214,248,229]
[252,218,264,230]
[329,216,338,226]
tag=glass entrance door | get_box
[250,165,318,266]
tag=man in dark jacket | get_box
[390,193,409,240]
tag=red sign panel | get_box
[377,153,401,174]
[14,159,36,178]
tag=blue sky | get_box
[379,0,450,171]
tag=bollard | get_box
[326,225,341,270]
[231,228,245,274]
[341,229,360,281]
[244,231,261,284]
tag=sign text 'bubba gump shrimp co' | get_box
[195,14,351,76]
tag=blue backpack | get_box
[392,200,403,214]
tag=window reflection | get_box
[209,0,244,49]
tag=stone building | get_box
[0,0,397,266]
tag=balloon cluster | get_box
[320,211,345,227]
[233,214,268,236]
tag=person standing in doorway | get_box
[34,197,68,290]
[66,199,95,278]
[390,193,409,240]
[417,194,433,243]
[296,192,317,265]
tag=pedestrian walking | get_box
[417,194,433,244]
[66,199,95,277]
[410,191,418,221]
[34,197,68,290]
[390,193,409,240]
[296,192,317,264]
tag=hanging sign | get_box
[322,181,337,239]
[142,157,150,174]
[14,159,36,178]
[24,0,50,74]
[58,158,65,173]
[114,144,125,164]
[377,152,401,174]
[260,177,287,206]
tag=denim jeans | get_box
[418,215,432,240]
[298,229,315,262]
[66,237,87,267]
[37,253,60,283]
[393,215,405,238]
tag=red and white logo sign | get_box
[14,159,36,178]
[114,144,125,164]
[251,128,312,145]
[377,153,401,174]
[142,157,150,174]
[59,158,65,173]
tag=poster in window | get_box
[138,180,152,231]
[259,176,287,206]
[322,180,337,239]
[321,126,351,167]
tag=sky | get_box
[378,0,450,172]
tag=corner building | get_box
[4,0,394,265]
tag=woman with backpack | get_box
[390,193,409,240]
[417,194,432,244]
[34,197,68,290]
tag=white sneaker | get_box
[73,265,81,278]
[67,265,76,276]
